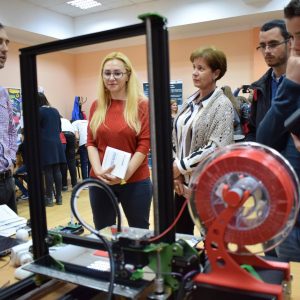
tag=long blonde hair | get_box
[89,52,145,137]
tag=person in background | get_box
[257,0,300,262]
[59,131,67,192]
[172,46,234,234]
[14,130,29,200]
[87,51,152,230]
[60,116,77,190]
[38,92,66,206]
[170,99,178,125]
[233,87,253,135]
[0,23,18,212]
[246,19,291,141]
[221,85,244,140]
[60,131,67,152]
[238,95,252,135]
[72,119,90,179]
[222,85,241,114]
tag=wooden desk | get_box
[291,262,300,300]
[0,255,18,288]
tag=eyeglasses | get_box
[102,70,128,80]
[256,39,290,51]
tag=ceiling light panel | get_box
[67,0,102,10]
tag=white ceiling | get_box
[22,0,158,17]
[1,0,290,51]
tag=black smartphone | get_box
[284,108,300,137]
[242,85,251,93]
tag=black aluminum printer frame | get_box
[19,14,175,263]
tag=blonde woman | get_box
[87,52,152,230]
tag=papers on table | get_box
[102,146,131,179]
[0,205,27,237]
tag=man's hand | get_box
[286,55,300,84]
[291,133,300,152]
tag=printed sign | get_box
[7,88,23,145]
[143,80,183,104]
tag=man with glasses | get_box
[245,19,290,142]
[246,19,291,257]
[257,0,300,262]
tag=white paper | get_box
[0,205,27,236]
[102,146,131,179]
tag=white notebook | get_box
[0,205,27,236]
[102,146,131,179]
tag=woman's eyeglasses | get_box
[102,71,128,80]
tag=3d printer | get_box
[23,142,299,300]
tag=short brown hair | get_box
[190,47,227,80]
[284,0,300,18]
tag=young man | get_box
[0,23,18,212]
[246,19,291,141]
[246,19,291,257]
[257,0,300,262]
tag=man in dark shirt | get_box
[246,19,290,141]
[246,19,291,257]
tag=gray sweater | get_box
[173,87,234,176]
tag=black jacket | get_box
[246,68,273,141]
[257,78,300,225]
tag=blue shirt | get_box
[271,71,285,102]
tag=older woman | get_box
[87,52,152,230]
[173,47,234,234]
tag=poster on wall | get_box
[7,88,23,145]
[169,81,183,104]
[143,80,183,104]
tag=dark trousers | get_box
[89,178,153,230]
[78,145,90,179]
[44,164,62,200]
[14,165,28,196]
[61,132,77,187]
[0,176,17,213]
[174,193,194,235]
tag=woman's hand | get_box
[174,175,185,195]
[173,161,181,178]
[94,166,122,185]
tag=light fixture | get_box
[67,0,102,10]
